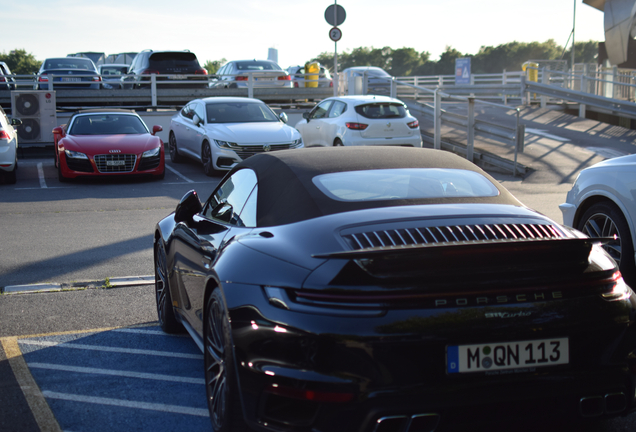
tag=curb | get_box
[1,276,154,295]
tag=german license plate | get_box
[168,75,186,80]
[447,338,568,374]
[61,77,80,82]
[256,77,275,81]
[107,160,126,166]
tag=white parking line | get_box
[19,340,203,359]
[42,391,209,417]
[37,163,47,188]
[113,328,189,337]
[165,165,194,183]
[28,363,205,384]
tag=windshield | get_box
[313,168,500,201]
[206,102,279,123]
[69,114,149,135]
[100,66,127,76]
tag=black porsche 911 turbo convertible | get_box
[153,146,636,432]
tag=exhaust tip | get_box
[374,413,440,432]
[605,392,627,414]
[580,396,604,417]
[407,413,440,432]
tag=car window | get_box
[311,100,333,120]
[329,101,347,118]
[206,102,278,123]
[68,114,149,135]
[181,103,194,120]
[355,103,406,119]
[203,169,258,226]
[238,186,258,228]
[313,168,500,201]
[44,59,95,71]
[235,61,281,71]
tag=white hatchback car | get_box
[169,97,303,175]
[560,154,636,285]
[295,95,422,148]
[0,106,22,184]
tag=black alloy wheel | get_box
[154,241,181,333]
[169,132,182,163]
[205,289,248,432]
[578,201,636,284]
[202,141,217,177]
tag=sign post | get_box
[325,2,346,96]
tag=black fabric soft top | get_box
[229,147,523,227]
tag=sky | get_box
[3,0,606,70]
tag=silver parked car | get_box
[295,95,422,148]
[98,64,129,89]
[341,66,392,95]
[286,65,333,88]
[560,154,636,285]
[210,60,292,89]
[0,106,22,184]
[169,97,302,175]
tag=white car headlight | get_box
[142,147,161,158]
[65,150,88,159]
[291,137,303,148]
[214,139,238,149]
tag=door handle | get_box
[202,255,212,270]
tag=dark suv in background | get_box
[122,50,208,89]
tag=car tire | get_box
[169,132,182,163]
[334,138,344,147]
[57,160,69,183]
[204,289,248,432]
[154,241,182,334]
[5,167,16,184]
[202,141,218,177]
[578,201,636,284]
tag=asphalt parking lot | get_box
[3,106,636,431]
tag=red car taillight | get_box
[346,122,368,130]
[0,77,6,83]
[278,75,291,81]
[141,69,160,75]
[195,69,208,75]
[93,76,102,82]
[265,384,353,403]
[0,130,11,140]
[38,75,49,82]
[235,76,248,81]
[329,80,333,87]
[407,120,419,129]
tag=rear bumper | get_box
[223,283,636,431]
[343,133,423,148]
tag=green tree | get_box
[563,40,598,65]
[434,46,465,75]
[0,49,41,74]
[203,58,226,75]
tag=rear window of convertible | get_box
[312,168,500,201]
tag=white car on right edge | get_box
[560,153,636,285]
[295,95,422,148]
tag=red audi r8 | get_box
[53,109,165,181]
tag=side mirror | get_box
[279,112,288,124]
[152,125,163,135]
[11,118,22,127]
[174,190,203,223]
[302,111,310,121]
[192,114,203,127]
[52,126,65,137]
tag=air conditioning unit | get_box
[10,91,57,144]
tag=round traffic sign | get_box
[329,27,342,42]
[325,4,346,26]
